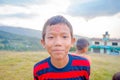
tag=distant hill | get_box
[0,26,42,39]
[0,30,43,51]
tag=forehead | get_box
[46,24,70,34]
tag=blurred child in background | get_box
[76,38,91,64]
[112,72,120,80]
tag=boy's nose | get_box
[54,37,62,46]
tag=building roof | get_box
[90,38,120,42]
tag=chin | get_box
[53,55,65,60]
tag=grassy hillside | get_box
[0,51,120,80]
[0,30,43,51]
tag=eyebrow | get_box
[47,31,70,35]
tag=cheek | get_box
[44,40,52,48]
[65,45,72,53]
[66,41,72,49]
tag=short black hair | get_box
[76,38,89,50]
[42,15,73,40]
[112,72,120,80]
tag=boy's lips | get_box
[52,49,64,53]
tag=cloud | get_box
[67,0,120,18]
[0,5,37,18]
[0,5,30,15]
[0,0,120,38]
[0,0,70,30]
[0,13,36,18]
[0,0,70,19]
[0,0,47,6]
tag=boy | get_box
[76,38,91,64]
[33,15,90,80]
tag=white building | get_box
[90,32,120,54]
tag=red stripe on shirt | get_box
[72,60,90,66]
[38,70,89,79]
[34,62,49,74]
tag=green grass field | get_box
[0,51,120,80]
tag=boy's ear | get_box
[40,39,45,48]
[71,38,76,47]
[82,48,86,52]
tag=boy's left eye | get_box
[48,36,54,39]
[63,36,68,38]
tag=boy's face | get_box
[41,23,75,60]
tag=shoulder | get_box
[69,54,90,66]
[70,53,88,60]
[33,57,51,77]
[82,55,91,65]
[34,57,50,69]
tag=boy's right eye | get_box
[48,36,54,39]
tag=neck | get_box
[51,55,69,68]
[76,50,84,55]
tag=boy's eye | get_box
[48,36,54,39]
[63,36,68,38]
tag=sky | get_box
[0,0,120,38]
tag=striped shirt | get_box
[33,54,90,80]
